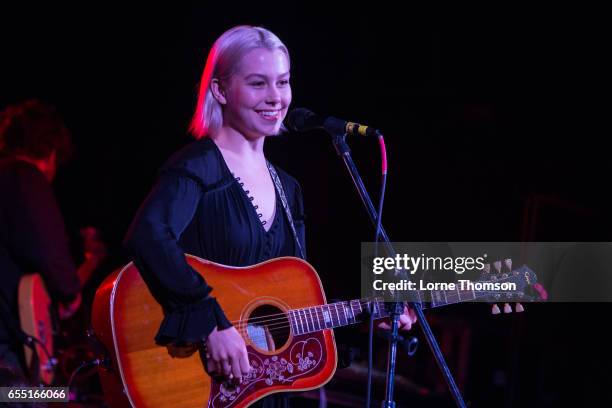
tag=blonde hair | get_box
[189,26,290,139]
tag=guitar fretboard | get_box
[287,284,514,335]
[288,299,387,335]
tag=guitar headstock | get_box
[477,258,545,315]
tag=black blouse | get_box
[124,137,306,346]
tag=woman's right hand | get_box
[205,326,252,382]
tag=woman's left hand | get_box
[377,305,417,332]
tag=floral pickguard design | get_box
[208,334,326,407]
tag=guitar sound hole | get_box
[246,305,290,352]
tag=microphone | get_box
[286,108,381,137]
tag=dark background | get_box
[2,3,611,407]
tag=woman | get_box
[124,25,415,407]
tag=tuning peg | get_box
[493,261,502,274]
[504,258,512,272]
[503,303,512,313]
[515,303,525,313]
[491,304,501,315]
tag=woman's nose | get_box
[266,86,281,104]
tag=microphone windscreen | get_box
[285,108,321,132]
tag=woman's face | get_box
[222,48,291,140]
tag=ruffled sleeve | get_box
[124,166,231,345]
[155,296,232,346]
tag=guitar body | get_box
[92,256,337,408]
[18,273,55,385]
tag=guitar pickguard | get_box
[208,332,327,407]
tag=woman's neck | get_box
[211,126,266,167]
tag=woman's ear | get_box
[210,78,227,105]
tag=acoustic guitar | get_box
[91,255,538,407]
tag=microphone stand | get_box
[330,133,467,408]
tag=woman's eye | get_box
[250,82,265,87]
[279,80,290,86]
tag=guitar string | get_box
[233,291,509,337]
[230,290,508,326]
[230,299,385,326]
[234,299,387,337]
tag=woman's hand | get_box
[205,326,252,382]
[377,305,417,332]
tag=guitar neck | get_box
[288,287,493,335]
[287,299,385,335]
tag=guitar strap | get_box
[266,162,305,260]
